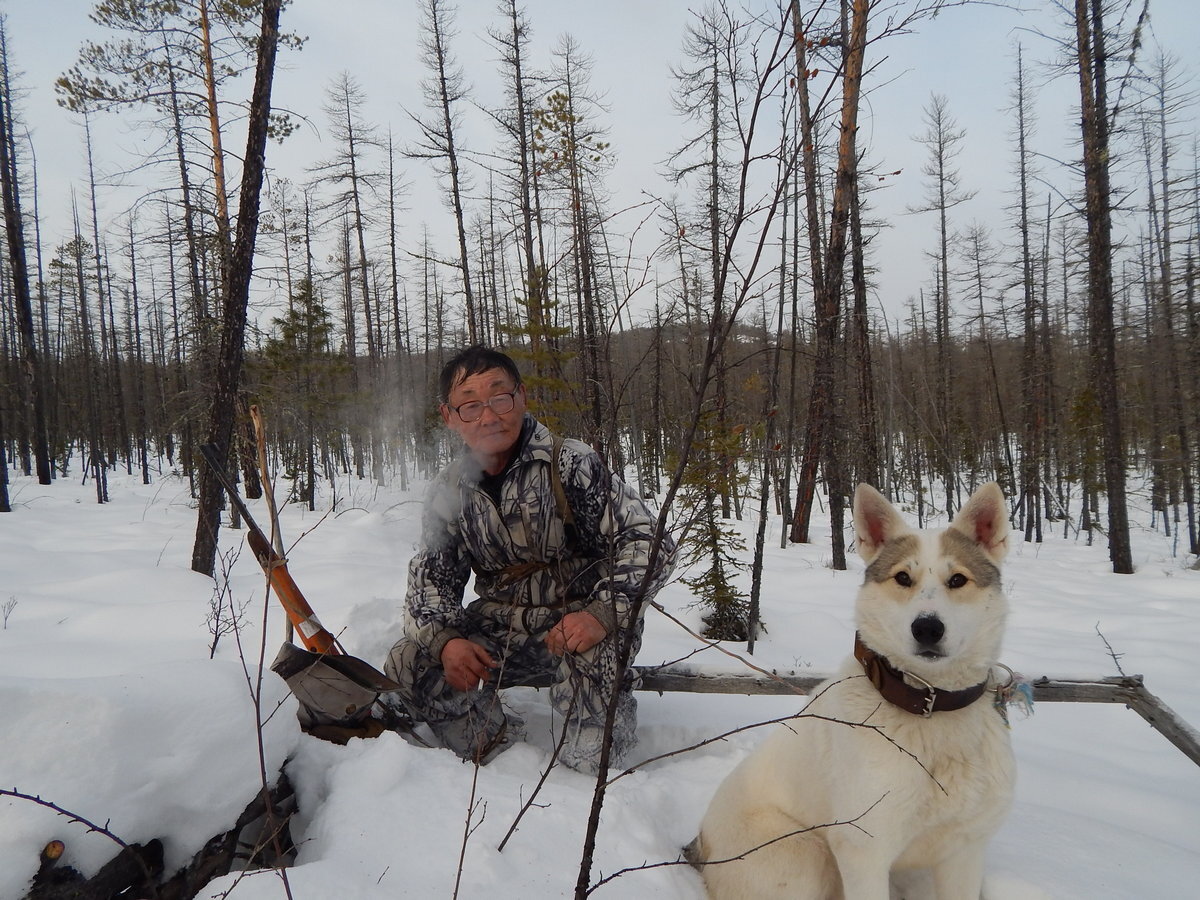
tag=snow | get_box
[2,468,1198,899]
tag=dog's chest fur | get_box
[803,659,1015,851]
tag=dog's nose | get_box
[911,614,945,647]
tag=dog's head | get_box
[852,482,1010,689]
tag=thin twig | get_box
[1095,622,1127,676]
[497,676,580,852]
[584,795,886,895]
[451,764,485,900]
[0,788,160,893]
[603,677,852,783]
[0,788,133,851]
[228,540,295,899]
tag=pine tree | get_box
[501,270,578,432]
[673,411,751,641]
[252,278,349,505]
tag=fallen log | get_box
[619,666,1200,768]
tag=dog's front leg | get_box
[827,825,902,899]
[929,843,986,900]
[836,869,892,898]
[833,855,893,899]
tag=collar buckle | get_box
[906,669,938,717]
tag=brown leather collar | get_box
[853,633,989,717]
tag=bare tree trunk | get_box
[1074,0,1132,573]
[198,0,232,282]
[192,0,284,576]
[848,148,879,489]
[337,220,366,480]
[162,45,206,486]
[498,0,549,374]
[345,84,384,484]
[27,135,58,477]
[1044,197,1066,534]
[789,0,867,556]
[704,33,732,518]
[127,219,150,484]
[787,0,828,544]
[96,219,130,473]
[1140,249,1168,531]
[418,0,476,341]
[0,21,50,485]
[1145,58,1197,553]
[81,113,127,473]
[779,112,801,548]
[1186,254,1200,561]
[910,92,974,516]
[387,132,410,492]
[71,212,107,503]
[561,77,605,454]
[0,396,9,510]
[1013,46,1043,542]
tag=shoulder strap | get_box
[549,432,575,529]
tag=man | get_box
[385,346,675,774]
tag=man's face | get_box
[441,367,528,468]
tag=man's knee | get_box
[384,637,421,686]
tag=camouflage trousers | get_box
[384,606,642,775]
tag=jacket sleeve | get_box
[404,470,473,661]
[565,448,676,635]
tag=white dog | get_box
[688,482,1015,899]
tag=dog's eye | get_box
[947,573,968,589]
[894,571,913,588]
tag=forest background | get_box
[2,2,1200,897]
[2,0,1200,614]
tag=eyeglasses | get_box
[449,389,520,423]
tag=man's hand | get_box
[441,638,497,692]
[545,610,607,657]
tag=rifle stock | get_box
[200,443,341,655]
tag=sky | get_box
[1,464,1198,897]
[2,0,1199,325]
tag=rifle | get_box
[200,442,340,655]
[200,441,403,742]
[248,404,291,644]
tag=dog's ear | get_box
[853,483,909,562]
[949,482,1010,563]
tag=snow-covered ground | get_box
[2,467,1197,899]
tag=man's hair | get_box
[439,345,523,403]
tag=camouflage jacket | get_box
[404,415,676,662]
